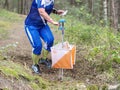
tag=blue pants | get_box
[25,25,54,55]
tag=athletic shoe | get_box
[32,64,41,74]
[39,58,52,69]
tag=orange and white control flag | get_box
[51,42,76,69]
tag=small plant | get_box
[87,84,99,90]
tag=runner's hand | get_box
[52,21,59,26]
[57,10,65,15]
[48,19,59,26]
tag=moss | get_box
[34,76,49,89]
[30,76,49,90]
[0,65,19,79]
[87,85,99,90]
[3,88,9,90]
[101,85,108,90]
[30,82,40,90]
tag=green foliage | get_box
[111,50,120,63]
[58,14,120,74]
[63,2,101,25]
[52,14,120,74]
[55,0,108,26]
[65,16,106,45]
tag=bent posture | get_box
[24,0,64,74]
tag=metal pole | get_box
[59,68,63,80]
[58,20,65,80]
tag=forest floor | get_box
[0,11,120,90]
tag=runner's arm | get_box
[38,8,58,25]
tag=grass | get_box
[0,21,10,39]
[0,9,24,40]
[0,9,23,22]
[0,60,49,90]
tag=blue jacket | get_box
[25,0,54,27]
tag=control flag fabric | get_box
[51,42,76,69]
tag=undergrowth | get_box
[51,13,120,83]
[63,15,120,80]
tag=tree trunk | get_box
[70,0,75,5]
[4,0,9,9]
[20,0,23,14]
[92,0,94,15]
[103,0,108,25]
[88,0,92,13]
[99,0,104,20]
[111,0,118,31]
[18,0,20,13]
[118,0,120,31]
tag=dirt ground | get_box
[1,15,120,89]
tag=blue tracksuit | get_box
[24,0,54,55]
